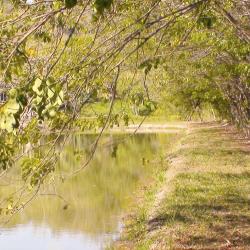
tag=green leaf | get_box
[32,78,43,96]
[56,90,64,105]
[49,109,56,117]
[48,88,55,99]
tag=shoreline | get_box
[43,122,188,135]
[112,122,250,249]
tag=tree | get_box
[0,0,249,219]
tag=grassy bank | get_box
[114,123,250,249]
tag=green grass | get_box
[115,124,250,249]
[152,172,250,248]
[81,100,179,124]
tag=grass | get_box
[114,123,250,249]
[151,172,250,249]
[81,100,180,124]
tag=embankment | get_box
[114,122,250,249]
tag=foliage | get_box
[0,0,249,214]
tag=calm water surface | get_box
[0,133,177,250]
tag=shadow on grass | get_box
[148,172,250,248]
[182,147,250,157]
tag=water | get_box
[0,133,177,250]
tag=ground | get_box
[113,122,250,250]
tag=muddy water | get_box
[0,133,177,250]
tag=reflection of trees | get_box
[3,133,175,236]
[111,145,118,158]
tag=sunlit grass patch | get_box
[160,172,250,224]
[178,127,250,173]
[154,172,250,248]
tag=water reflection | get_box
[0,133,176,250]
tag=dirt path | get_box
[111,122,188,134]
